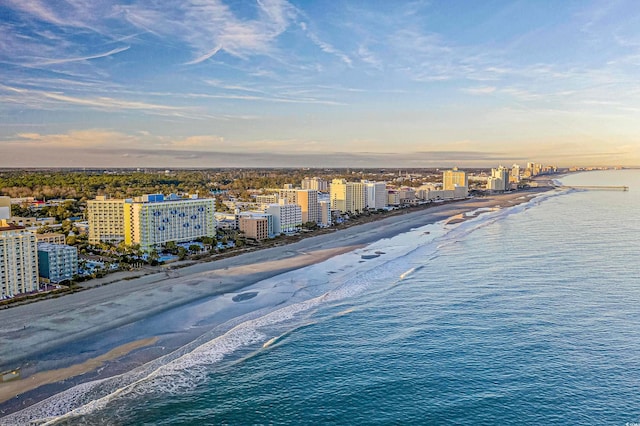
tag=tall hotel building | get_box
[363,181,387,210]
[88,194,215,250]
[87,196,126,244]
[330,179,366,214]
[124,194,216,249]
[301,177,329,192]
[487,166,510,191]
[296,189,319,224]
[443,167,468,191]
[1,198,38,298]
[265,202,302,234]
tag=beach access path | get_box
[0,190,549,375]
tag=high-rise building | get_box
[318,200,332,227]
[88,194,216,249]
[510,164,521,183]
[0,224,38,298]
[123,194,216,250]
[330,179,366,214]
[278,184,299,204]
[301,177,329,192]
[265,202,302,234]
[363,181,387,210]
[296,190,319,224]
[443,167,468,191]
[487,166,510,191]
[87,196,126,244]
[37,243,78,283]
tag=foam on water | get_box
[2,192,558,425]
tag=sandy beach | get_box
[0,189,553,413]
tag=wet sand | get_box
[0,337,157,404]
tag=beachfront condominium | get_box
[318,200,332,227]
[443,167,468,195]
[265,202,302,234]
[0,223,39,298]
[330,179,366,214]
[296,189,319,224]
[301,177,329,192]
[1,197,39,298]
[363,181,387,210]
[238,214,270,240]
[37,243,78,283]
[88,194,216,250]
[487,166,510,191]
[123,194,216,250]
[87,196,126,244]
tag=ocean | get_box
[4,169,639,425]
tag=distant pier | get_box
[561,185,629,191]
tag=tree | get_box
[177,246,188,260]
[189,244,201,254]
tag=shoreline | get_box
[0,337,157,405]
[0,188,556,415]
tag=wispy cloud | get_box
[0,84,213,118]
[462,86,497,95]
[300,22,353,67]
[33,46,130,66]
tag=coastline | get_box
[0,188,555,415]
[0,337,157,405]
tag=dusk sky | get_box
[1,0,640,168]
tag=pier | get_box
[561,185,629,191]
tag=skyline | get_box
[1,1,640,168]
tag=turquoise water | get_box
[6,170,640,425]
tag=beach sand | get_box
[0,337,157,404]
[0,189,554,410]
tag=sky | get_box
[1,0,640,168]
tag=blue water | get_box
[5,170,640,425]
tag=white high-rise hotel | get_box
[1,197,38,298]
[88,194,216,250]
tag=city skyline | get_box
[1,0,640,168]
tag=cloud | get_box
[0,84,213,118]
[462,86,497,95]
[302,24,353,67]
[118,0,297,63]
[33,46,130,66]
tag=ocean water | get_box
[4,170,640,425]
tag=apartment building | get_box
[37,243,78,283]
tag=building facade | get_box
[296,189,319,224]
[239,215,270,240]
[37,243,78,283]
[0,224,39,298]
[265,203,302,234]
[443,167,468,191]
[123,194,216,249]
[364,181,387,210]
[87,196,126,244]
[330,179,366,214]
[487,166,510,191]
[301,177,329,192]
[318,200,332,227]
